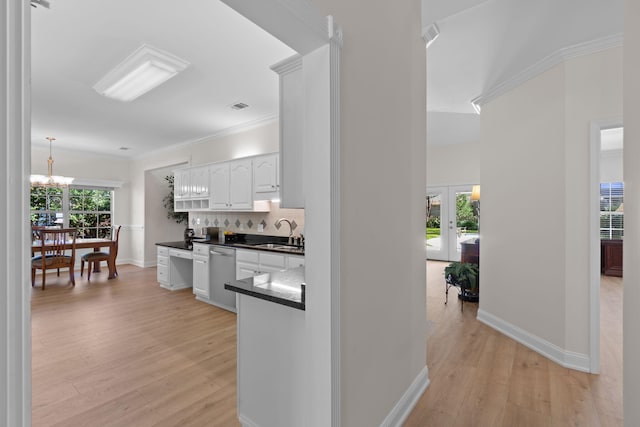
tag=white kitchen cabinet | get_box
[287,255,305,270]
[253,153,279,200]
[173,168,191,200]
[229,159,253,210]
[192,243,210,299]
[174,166,211,211]
[272,55,304,208]
[157,246,169,286]
[189,166,210,199]
[211,159,253,210]
[210,163,230,210]
[235,249,302,279]
[156,247,193,291]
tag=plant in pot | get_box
[444,261,479,303]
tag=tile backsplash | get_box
[188,202,305,237]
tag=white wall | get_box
[426,142,480,187]
[479,47,622,365]
[314,0,428,425]
[624,0,640,423]
[144,166,186,266]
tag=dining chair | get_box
[31,228,78,290]
[80,225,121,281]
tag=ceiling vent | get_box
[229,102,249,110]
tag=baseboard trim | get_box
[477,309,590,372]
[380,365,430,427]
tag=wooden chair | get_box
[31,228,77,290]
[80,225,121,281]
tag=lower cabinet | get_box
[157,246,193,291]
[236,249,304,280]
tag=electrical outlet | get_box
[196,218,201,225]
[257,224,264,232]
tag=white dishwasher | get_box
[209,246,237,312]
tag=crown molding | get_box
[471,33,624,109]
[132,115,278,160]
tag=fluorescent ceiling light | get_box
[93,44,190,102]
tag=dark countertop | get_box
[225,267,306,311]
[156,234,305,256]
[156,241,194,250]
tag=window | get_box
[600,182,624,239]
[30,186,114,238]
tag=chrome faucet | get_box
[276,218,293,244]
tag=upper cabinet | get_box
[253,153,279,200]
[271,55,304,209]
[173,155,275,212]
[210,158,253,211]
[229,159,253,210]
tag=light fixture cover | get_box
[93,44,190,102]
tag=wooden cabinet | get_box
[253,153,279,200]
[157,246,169,286]
[601,239,623,277]
[460,239,479,265]
[287,255,305,270]
[174,166,211,211]
[189,166,210,199]
[272,55,304,208]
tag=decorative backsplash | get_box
[188,202,305,237]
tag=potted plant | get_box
[444,261,479,303]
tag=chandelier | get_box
[30,137,74,188]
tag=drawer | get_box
[157,265,168,283]
[157,246,169,257]
[169,249,193,260]
[236,249,259,263]
[192,243,209,257]
[157,256,169,267]
[286,255,305,269]
[260,252,286,269]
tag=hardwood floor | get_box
[32,262,622,426]
[404,261,623,427]
[31,265,240,427]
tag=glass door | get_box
[426,187,447,260]
[426,185,479,261]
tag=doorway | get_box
[426,185,479,261]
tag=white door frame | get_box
[426,186,448,261]
[2,1,341,426]
[427,185,475,261]
[589,118,623,374]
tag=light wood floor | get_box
[32,262,622,426]
[31,265,240,427]
[404,261,623,427]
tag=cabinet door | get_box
[210,164,230,210]
[174,169,191,199]
[253,154,279,199]
[193,257,210,298]
[190,166,210,198]
[229,159,253,210]
[273,56,304,208]
[236,261,259,280]
[286,255,305,270]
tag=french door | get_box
[426,185,478,261]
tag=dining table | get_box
[31,238,117,279]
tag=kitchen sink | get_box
[253,243,300,250]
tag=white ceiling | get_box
[32,1,625,155]
[31,0,295,158]
[425,0,623,144]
